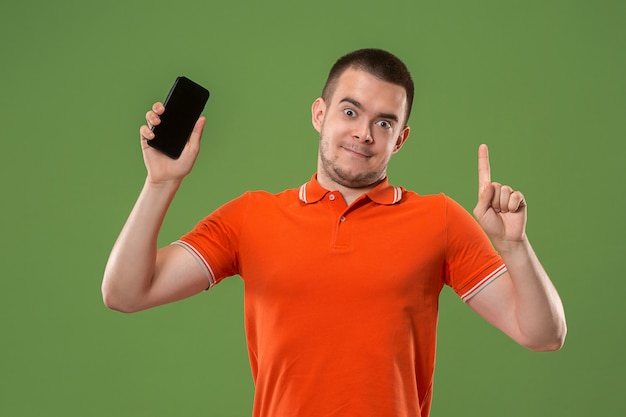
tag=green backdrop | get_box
[1,0,624,416]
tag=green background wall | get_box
[1,0,624,415]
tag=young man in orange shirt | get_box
[102,49,566,417]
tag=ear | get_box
[311,97,326,133]
[392,125,411,154]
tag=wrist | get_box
[493,234,529,255]
[144,176,183,193]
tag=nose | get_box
[353,122,373,144]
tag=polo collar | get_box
[298,174,404,205]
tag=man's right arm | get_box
[101,103,209,313]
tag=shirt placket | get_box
[327,192,352,251]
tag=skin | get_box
[469,144,566,351]
[101,105,208,312]
[311,68,410,205]
[102,67,566,351]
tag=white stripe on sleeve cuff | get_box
[461,264,507,302]
[171,240,217,290]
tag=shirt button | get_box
[340,216,346,222]
[329,194,336,201]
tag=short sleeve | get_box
[443,196,507,301]
[173,193,249,289]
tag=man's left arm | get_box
[467,144,567,351]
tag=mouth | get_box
[341,146,372,158]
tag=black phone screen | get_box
[148,76,210,159]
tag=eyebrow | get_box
[339,97,400,122]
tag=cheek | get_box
[320,124,343,146]
[322,114,353,135]
[375,137,398,154]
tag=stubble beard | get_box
[318,132,385,190]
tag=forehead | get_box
[330,67,408,118]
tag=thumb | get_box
[474,182,494,218]
[191,116,206,141]
[187,116,206,152]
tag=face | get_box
[312,67,410,191]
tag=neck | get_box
[316,173,384,206]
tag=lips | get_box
[342,146,372,158]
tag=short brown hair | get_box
[321,48,414,125]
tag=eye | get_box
[343,108,356,117]
[376,120,393,129]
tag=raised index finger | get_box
[478,143,491,189]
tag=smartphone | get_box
[148,76,210,159]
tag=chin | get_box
[333,169,383,189]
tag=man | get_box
[102,49,566,417]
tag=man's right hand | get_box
[102,102,209,313]
[139,102,206,185]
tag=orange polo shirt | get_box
[175,175,506,417]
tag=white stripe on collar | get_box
[299,183,307,203]
[393,186,403,204]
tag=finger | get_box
[508,190,526,212]
[140,125,154,140]
[474,181,495,218]
[145,110,161,129]
[478,144,491,191]
[186,116,206,154]
[499,185,513,213]
[146,103,164,129]
[152,102,164,115]
[491,182,502,213]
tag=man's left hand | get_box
[473,144,527,247]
